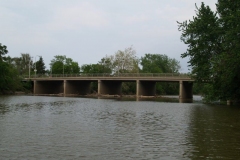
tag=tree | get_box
[0,44,22,94]
[140,54,181,95]
[98,58,113,73]
[178,3,220,82]
[0,43,8,62]
[101,46,138,74]
[178,1,240,102]
[11,53,33,75]
[114,46,137,73]
[140,54,181,73]
[35,56,46,74]
[81,64,101,73]
[214,0,240,101]
[50,55,80,74]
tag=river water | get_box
[0,95,240,159]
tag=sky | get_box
[1,0,217,72]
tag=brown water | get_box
[0,95,240,159]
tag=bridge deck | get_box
[24,73,193,82]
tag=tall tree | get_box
[101,46,138,74]
[50,55,80,74]
[0,43,8,62]
[0,44,22,93]
[81,63,111,74]
[140,54,181,73]
[178,1,240,101]
[12,53,33,75]
[178,3,220,82]
[214,0,240,101]
[140,53,181,95]
[35,56,46,74]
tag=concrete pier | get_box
[179,81,193,103]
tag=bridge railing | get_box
[22,73,191,79]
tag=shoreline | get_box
[6,92,180,99]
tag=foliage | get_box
[11,53,33,75]
[122,82,136,95]
[140,54,181,95]
[178,3,220,82]
[0,43,8,62]
[35,56,46,74]
[140,54,180,73]
[0,44,22,94]
[50,55,80,74]
[101,46,139,74]
[178,1,240,101]
[81,64,109,74]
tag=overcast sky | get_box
[1,0,217,72]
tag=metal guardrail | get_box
[22,73,191,79]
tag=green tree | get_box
[81,57,113,74]
[214,0,240,101]
[11,53,33,75]
[98,58,113,73]
[81,64,101,73]
[140,54,180,73]
[0,44,22,94]
[178,1,240,102]
[140,54,181,95]
[35,56,46,74]
[178,3,220,82]
[50,55,80,75]
[0,43,8,62]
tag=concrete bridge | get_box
[25,73,194,102]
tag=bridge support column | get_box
[98,80,101,95]
[98,80,122,95]
[64,80,66,97]
[179,81,193,103]
[33,80,38,95]
[136,80,156,97]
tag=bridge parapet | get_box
[23,73,191,79]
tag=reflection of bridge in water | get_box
[25,73,194,103]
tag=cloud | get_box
[123,14,149,25]
[46,2,109,31]
[155,0,217,22]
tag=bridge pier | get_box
[137,80,156,97]
[179,81,193,103]
[98,80,122,95]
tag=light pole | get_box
[62,59,65,77]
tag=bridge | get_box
[24,73,194,102]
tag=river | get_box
[0,95,240,159]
